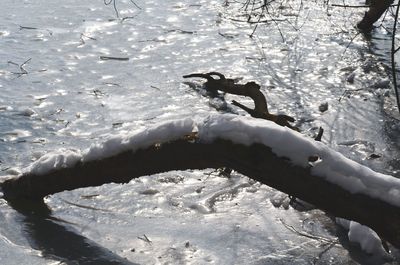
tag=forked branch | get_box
[183,72,298,130]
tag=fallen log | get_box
[1,114,400,249]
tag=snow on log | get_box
[1,114,400,248]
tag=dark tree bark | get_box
[357,0,394,31]
[2,137,400,249]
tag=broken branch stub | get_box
[357,0,394,31]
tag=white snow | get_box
[198,114,400,207]
[25,118,195,175]
[336,218,389,257]
[5,168,21,176]
[83,117,195,161]
[26,148,82,175]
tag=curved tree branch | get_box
[2,132,400,249]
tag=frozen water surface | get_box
[0,0,400,264]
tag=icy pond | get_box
[1,0,400,264]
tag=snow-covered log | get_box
[2,114,400,248]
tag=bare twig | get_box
[19,25,38,30]
[150,85,161,91]
[391,3,400,113]
[228,17,283,24]
[20,58,31,69]
[60,198,111,212]
[338,88,363,102]
[129,0,142,10]
[250,14,262,37]
[104,0,141,18]
[104,0,119,17]
[79,33,96,46]
[279,218,338,243]
[137,234,152,244]
[19,25,52,35]
[340,32,361,60]
[264,5,285,42]
[312,241,338,265]
[332,4,398,8]
[121,15,139,22]
[100,56,129,61]
[102,82,121,87]
[8,58,31,77]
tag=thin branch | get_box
[8,58,31,77]
[279,218,338,243]
[104,0,141,18]
[104,0,119,18]
[228,17,284,24]
[20,58,32,69]
[60,198,111,212]
[137,234,152,244]
[99,56,129,61]
[312,241,338,265]
[332,4,398,8]
[130,0,142,10]
[265,5,285,42]
[391,2,400,113]
[79,33,96,46]
[19,25,38,30]
[340,32,361,60]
